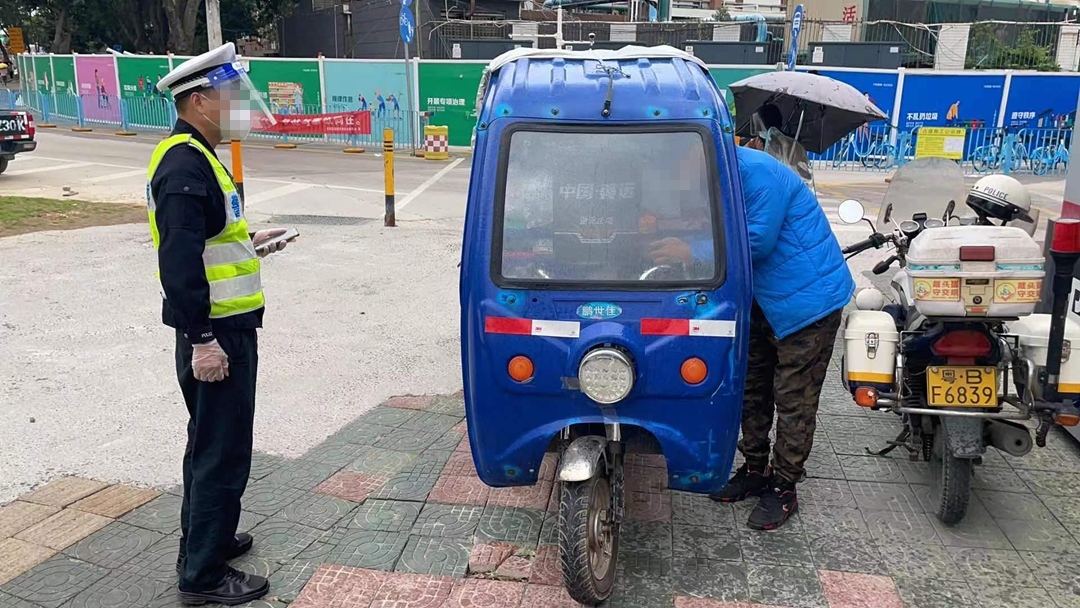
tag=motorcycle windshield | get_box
[876,157,968,231]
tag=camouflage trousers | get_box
[738,303,842,483]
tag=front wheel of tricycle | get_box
[929,430,972,525]
[559,473,619,605]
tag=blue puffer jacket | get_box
[737,147,855,339]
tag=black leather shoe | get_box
[176,533,254,573]
[747,477,799,531]
[177,567,269,605]
[710,462,772,503]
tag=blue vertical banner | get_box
[1004,75,1079,129]
[898,73,1005,130]
[787,5,804,71]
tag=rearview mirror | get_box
[838,199,865,225]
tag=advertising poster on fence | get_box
[75,55,120,123]
[117,56,173,129]
[52,56,76,95]
[33,56,52,93]
[710,67,771,117]
[418,62,484,147]
[245,59,321,114]
[898,73,1005,130]
[815,69,898,120]
[1004,75,1080,129]
[323,60,409,144]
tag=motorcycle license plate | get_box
[926,367,998,407]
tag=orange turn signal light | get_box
[1056,413,1080,427]
[508,355,534,382]
[681,357,708,385]
[854,387,879,408]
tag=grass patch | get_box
[0,196,146,237]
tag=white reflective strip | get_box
[689,320,736,337]
[209,272,262,302]
[147,187,156,212]
[531,320,580,338]
[203,241,256,267]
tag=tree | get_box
[712,5,730,21]
[965,24,1059,72]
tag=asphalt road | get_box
[0,129,1067,502]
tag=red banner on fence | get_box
[256,111,372,136]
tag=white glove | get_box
[253,228,288,258]
[192,339,229,382]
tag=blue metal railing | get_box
[812,124,1071,176]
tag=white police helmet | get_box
[966,174,1033,226]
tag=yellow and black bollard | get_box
[231,139,245,200]
[384,128,395,227]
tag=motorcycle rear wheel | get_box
[559,471,619,605]
[929,430,972,524]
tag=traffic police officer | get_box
[149,43,286,605]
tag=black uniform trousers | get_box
[174,329,258,591]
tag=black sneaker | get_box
[176,533,254,573]
[177,566,269,606]
[747,477,798,531]
[710,462,772,503]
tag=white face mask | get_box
[197,95,254,141]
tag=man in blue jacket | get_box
[713,141,854,530]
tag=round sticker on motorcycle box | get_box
[577,302,622,320]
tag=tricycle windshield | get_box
[876,157,968,231]
[496,126,722,286]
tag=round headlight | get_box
[578,348,634,405]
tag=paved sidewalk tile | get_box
[487,480,553,510]
[62,521,164,569]
[316,471,392,503]
[410,504,482,538]
[468,541,515,574]
[0,502,60,540]
[68,484,160,518]
[819,570,903,608]
[118,494,182,535]
[349,499,422,533]
[475,506,544,548]
[369,571,454,607]
[298,527,408,571]
[385,395,439,410]
[747,564,827,608]
[19,478,109,509]
[444,578,527,607]
[291,564,388,608]
[530,544,561,586]
[267,559,323,602]
[0,538,56,586]
[519,583,590,607]
[14,509,112,551]
[428,473,491,506]
[64,569,167,608]
[396,536,471,577]
[0,556,108,608]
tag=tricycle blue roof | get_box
[475,45,734,127]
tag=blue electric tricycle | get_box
[460,46,752,604]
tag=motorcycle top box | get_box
[905,226,1045,318]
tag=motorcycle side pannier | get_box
[905,226,1044,318]
[1009,314,1080,397]
[843,311,899,393]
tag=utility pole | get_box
[207,0,223,48]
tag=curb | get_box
[71,127,93,132]
[343,147,365,154]
[274,143,297,150]
[115,131,137,137]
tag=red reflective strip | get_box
[641,318,689,335]
[485,317,533,335]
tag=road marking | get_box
[397,158,465,210]
[239,177,399,196]
[84,169,147,183]
[6,162,94,176]
[245,183,314,206]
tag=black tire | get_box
[929,430,972,525]
[0,158,9,174]
[559,473,619,605]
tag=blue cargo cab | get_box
[459,46,751,604]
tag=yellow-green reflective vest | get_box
[146,134,264,319]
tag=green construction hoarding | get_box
[245,59,321,113]
[419,62,485,147]
[117,56,171,100]
[33,56,52,92]
[52,56,76,95]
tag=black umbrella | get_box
[729,71,888,154]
